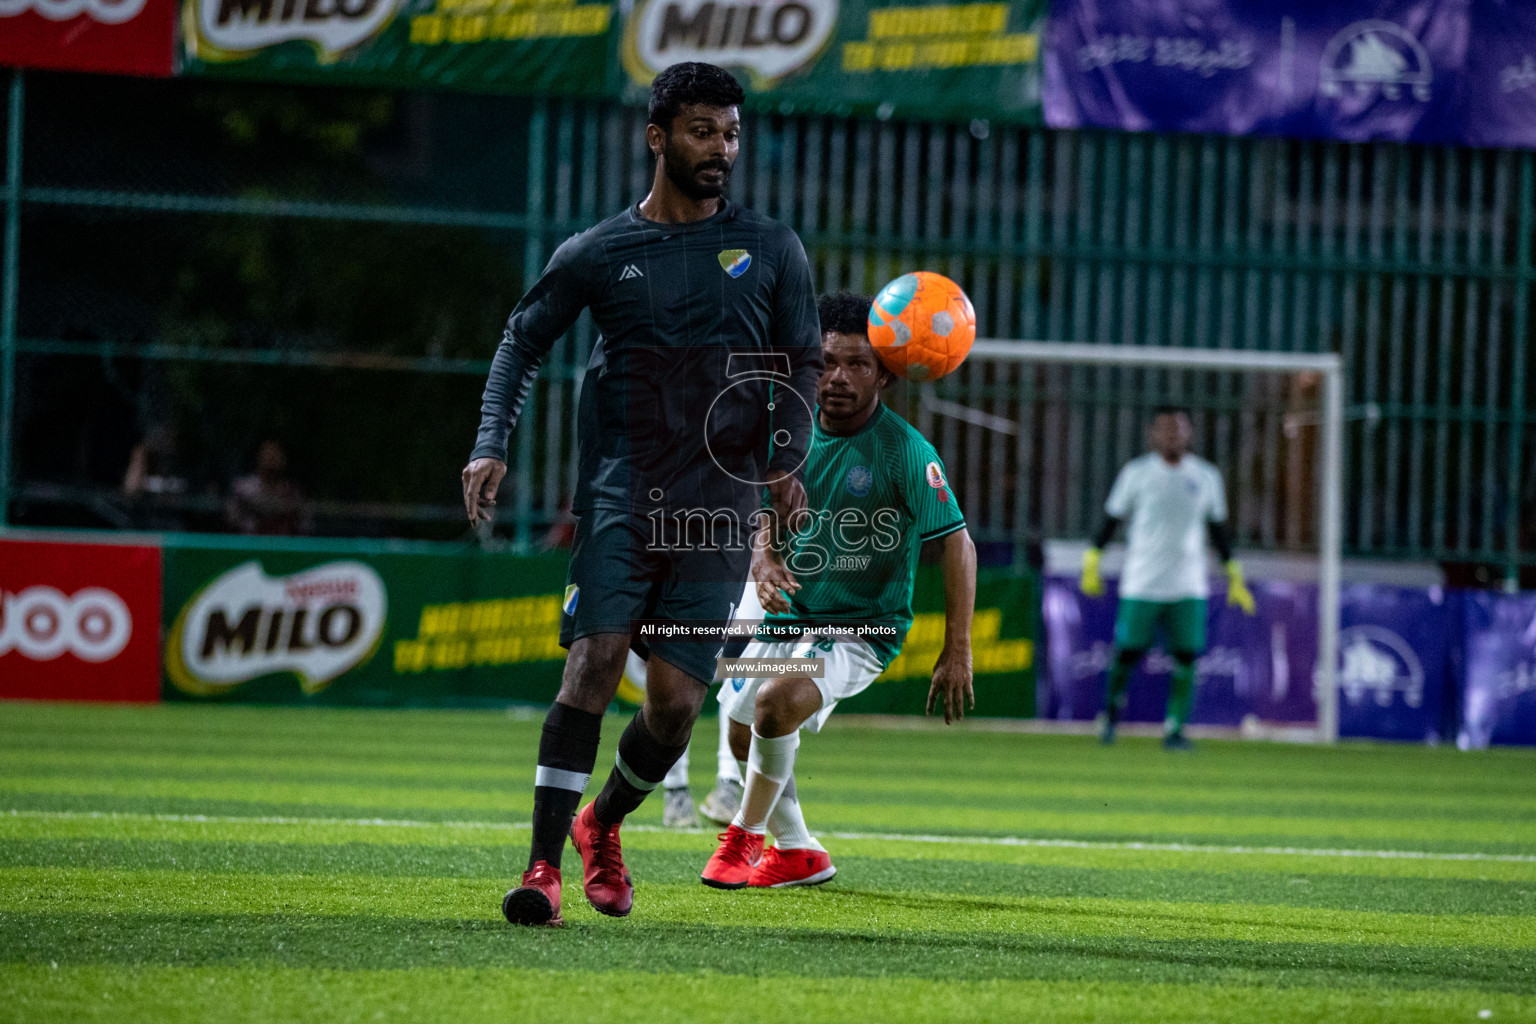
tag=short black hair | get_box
[819,292,894,387]
[1151,405,1191,420]
[648,63,745,132]
[817,292,872,337]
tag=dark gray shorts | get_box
[558,509,751,684]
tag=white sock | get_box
[662,744,689,791]
[767,774,823,851]
[731,728,799,836]
[717,714,742,784]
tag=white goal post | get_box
[966,340,1345,744]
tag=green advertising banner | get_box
[843,563,1037,717]
[160,537,1037,714]
[621,0,1046,123]
[161,540,573,705]
[177,0,1043,122]
[179,0,618,95]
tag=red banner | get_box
[0,0,176,77]
[0,538,163,702]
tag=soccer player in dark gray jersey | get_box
[470,186,820,515]
[460,62,822,928]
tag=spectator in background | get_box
[227,439,311,535]
[122,422,191,531]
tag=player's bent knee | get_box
[1172,650,1199,667]
[641,660,708,741]
[1117,647,1149,667]
[645,685,704,731]
[754,676,822,737]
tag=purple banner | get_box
[1043,0,1536,149]
[1041,577,1318,727]
[1042,577,1455,739]
[1457,1,1536,149]
[1459,591,1536,748]
[1337,584,1450,743]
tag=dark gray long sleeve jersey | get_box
[471,201,823,518]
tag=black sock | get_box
[592,707,690,826]
[528,702,603,872]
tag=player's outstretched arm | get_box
[927,527,976,725]
[764,472,809,535]
[750,521,798,615]
[463,236,592,521]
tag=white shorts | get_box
[717,632,884,734]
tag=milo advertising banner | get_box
[842,564,1037,717]
[179,0,618,95]
[161,540,572,705]
[161,537,1038,712]
[179,0,1046,121]
[622,0,1047,123]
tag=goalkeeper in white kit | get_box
[1081,407,1256,749]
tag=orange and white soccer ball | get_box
[866,271,976,381]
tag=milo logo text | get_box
[190,0,400,60]
[626,0,837,85]
[167,560,387,696]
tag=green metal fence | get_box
[2,70,1533,582]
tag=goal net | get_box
[907,341,1344,743]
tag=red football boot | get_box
[700,824,765,889]
[502,860,564,927]
[569,803,634,917]
[748,845,837,888]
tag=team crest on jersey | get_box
[718,250,752,278]
[845,465,873,497]
[563,584,579,616]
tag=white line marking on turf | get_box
[8,808,1536,865]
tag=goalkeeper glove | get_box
[1080,548,1105,597]
[1225,561,1256,616]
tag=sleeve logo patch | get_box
[925,461,947,489]
[718,250,752,278]
[563,584,580,616]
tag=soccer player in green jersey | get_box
[700,293,977,889]
[1080,407,1257,750]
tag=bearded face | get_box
[664,132,732,198]
[657,104,739,200]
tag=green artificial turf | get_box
[1,701,1532,1022]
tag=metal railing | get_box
[2,70,1532,582]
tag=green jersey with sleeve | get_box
[762,402,966,665]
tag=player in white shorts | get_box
[699,292,976,889]
[717,631,884,737]
[1080,406,1256,749]
[615,580,761,827]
